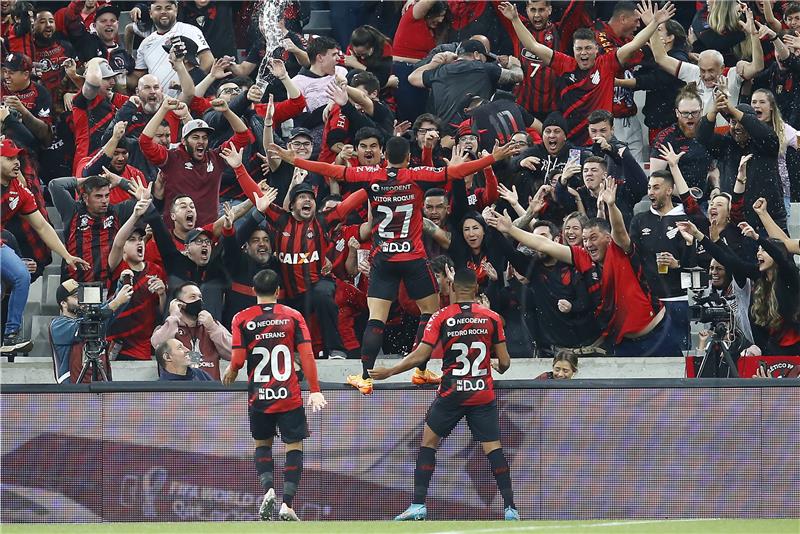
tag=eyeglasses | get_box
[417,128,438,134]
[289,141,313,149]
[192,238,212,246]
[219,87,241,95]
[677,110,702,118]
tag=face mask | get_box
[182,299,203,318]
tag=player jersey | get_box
[231,303,311,414]
[550,51,622,145]
[422,302,506,406]
[571,242,662,344]
[594,20,641,119]
[291,156,499,263]
[1,179,39,232]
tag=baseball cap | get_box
[458,40,496,62]
[0,139,23,158]
[97,59,117,78]
[94,4,121,20]
[3,52,32,72]
[56,279,80,304]
[289,182,316,204]
[288,127,313,142]
[184,228,213,245]
[181,119,214,139]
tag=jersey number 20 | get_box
[252,345,292,382]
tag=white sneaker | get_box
[279,502,300,521]
[259,488,275,521]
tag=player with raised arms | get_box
[269,137,515,395]
[369,268,518,521]
[224,269,327,521]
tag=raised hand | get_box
[255,186,278,212]
[267,58,288,80]
[520,156,541,171]
[393,119,412,137]
[246,84,264,103]
[491,140,515,162]
[654,1,675,24]
[497,183,519,205]
[598,176,617,206]
[485,209,513,234]
[111,120,128,140]
[738,221,759,240]
[325,80,349,107]
[133,197,151,219]
[222,202,234,229]
[263,94,274,123]
[423,129,440,148]
[658,142,684,167]
[210,98,230,113]
[446,143,467,166]
[752,197,767,215]
[737,153,753,178]
[676,220,702,242]
[220,145,244,168]
[210,57,233,80]
[497,1,520,20]
[636,0,656,25]
[100,166,123,189]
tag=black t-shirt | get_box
[422,60,502,125]
[651,124,714,192]
[266,162,330,206]
[179,2,237,58]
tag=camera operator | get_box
[49,279,133,384]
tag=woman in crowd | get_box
[751,88,798,218]
[536,352,578,379]
[345,25,395,92]
[690,0,747,66]
[391,0,449,121]
[561,212,588,249]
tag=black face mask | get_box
[182,299,203,318]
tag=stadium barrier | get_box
[1,379,798,523]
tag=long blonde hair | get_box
[752,89,788,155]
[751,276,782,330]
[708,0,750,60]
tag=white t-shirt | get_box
[135,22,210,96]
[291,66,348,112]
[676,61,743,127]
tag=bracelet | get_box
[770,34,779,42]
[736,178,747,184]
[264,122,273,127]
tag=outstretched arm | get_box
[497,2,553,65]
[485,209,573,264]
[599,177,631,253]
[619,0,675,66]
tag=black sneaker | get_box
[1,332,33,354]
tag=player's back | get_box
[428,302,504,406]
[367,167,435,262]
[231,303,309,414]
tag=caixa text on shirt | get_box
[277,250,320,264]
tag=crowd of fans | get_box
[1,0,799,384]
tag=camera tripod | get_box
[695,322,740,378]
[76,339,109,383]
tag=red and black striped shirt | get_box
[63,207,124,283]
[231,303,311,414]
[71,92,129,174]
[550,51,622,146]
[422,302,505,406]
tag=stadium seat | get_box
[29,315,57,359]
[46,206,62,231]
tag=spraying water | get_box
[256,0,289,90]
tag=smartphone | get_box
[758,360,768,376]
[567,148,581,167]
[122,273,134,287]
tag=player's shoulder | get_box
[231,304,264,328]
[274,303,305,323]
[476,304,503,323]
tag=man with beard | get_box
[131,0,213,95]
[499,0,675,145]
[629,170,695,350]
[151,281,231,380]
[140,96,254,228]
[696,95,787,232]
[79,121,147,205]
[422,188,451,259]
[487,176,681,357]
[49,278,133,384]
[30,8,76,115]
[223,145,368,360]
[48,173,138,283]
[106,197,167,362]
[221,198,280,327]
[497,0,592,120]
[649,86,714,195]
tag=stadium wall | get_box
[1,380,798,523]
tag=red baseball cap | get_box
[0,139,23,158]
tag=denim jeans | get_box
[0,243,31,335]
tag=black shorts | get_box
[425,397,500,443]
[249,406,309,443]
[368,255,438,301]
